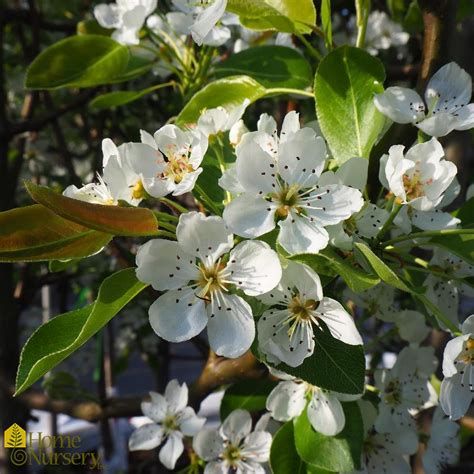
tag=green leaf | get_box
[320,0,333,50]
[26,35,129,89]
[270,422,333,474]
[77,19,112,36]
[215,46,312,89]
[15,268,147,395]
[294,403,363,472]
[110,51,155,83]
[90,83,170,109]
[176,76,266,126]
[292,248,380,292]
[403,0,423,33]
[227,0,296,33]
[26,182,159,237]
[315,46,386,164]
[265,0,317,32]
[220,379,277,419]
[454,197,474,227]
[274,330,365,394]
[353,242,412,292]
[0,204,112,262]
[48,259,82,273]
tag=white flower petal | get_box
[316,298,363,345]
[278,212,329,254]
[235,138,279,194]
[278,132,326,187]
[416,113,460,137]
[190,0,227,46]
[136,240,198,291]
[241,431,272,463]
[129,424,163,451]
[306,184,364,226]
[220,409,252,445]
[204,461,226,474]
[149,288,208,343]
[218,164,246,194]
[307,390,345,436]
[141,392,167,422]
[442,335,468,377]
[335,157,368,190]
[462,314,474,335]
[355,204,390,238]
[396,310,430,344]
[223,194,277,238]
[226,240,282,296]
[159,432,184,470]
[94,4,121,29]
[193,428,223,461]
[412,209,460,230]
[177,212,233,262]
[165,379,188,414]
[425,62,472,114]
[455,103,474,130]
[207,294,255,358]
[179,407,206,436]
[266,381,307,421]
[172,167,203,196]
[280,111,301,140]
[440,374,473,420]
[374,87,425,123]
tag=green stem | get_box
[152,210,179,223]
[160,197,188,214]
[384,228,474,247]
[296,34,322,61]
[375,202,402,242]
[194,184,222,216]
[355,0,371,48]
[156,229,177,239]
[264,88,314,98]
[213,143,231,204]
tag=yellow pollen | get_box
[196,263,227,301]
[132,180,147,200]
[459,337,474,365]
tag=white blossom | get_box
[422,406,460,474]
[345,283,397,322]
[396,310,430,345]
[257,261,362,367]
[64,137,165,206]
[129,379,205,469]
[139,124,208,197]
[193,409,272,473]
[440,315,474,420]
[364,11,409,55]
[94,0,157,45]
[266,372,360,436]
[379,138,459,232]
[375,346,434,432]
[172,0,230,46]
[222,111,364,255]
[375,62,474,137]
[425,248,474,330]
[135,212,282,358]
[197,100,249,138]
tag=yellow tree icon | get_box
[4,424,26,449]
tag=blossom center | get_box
[196,263,228,300]
[132,180,147,200]
[162,414,179,433]
[273,185,301,218]
[402,168,432,201]
[222,443,241,466]
[288,296,318,321]
[458,338,474,365]
[160,145,195,184]
[383,379,402,405]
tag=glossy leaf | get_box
[220,379,277,419]
[270,423,332,474]
[227,0,295,32]
[110,51,155,83]
[90,82,172,109]
[176,76,266,125]
[26,182,159,237]
[215,46,313,89]
[294,404,363,472]
[292,249,380,292]
[0,204,112,262]
[315,46,386,164]
[25,35,129,89]
[15,268,148,395]
[273,329,365,394]
[321,0,333,50]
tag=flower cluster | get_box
[63,54,473,472]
